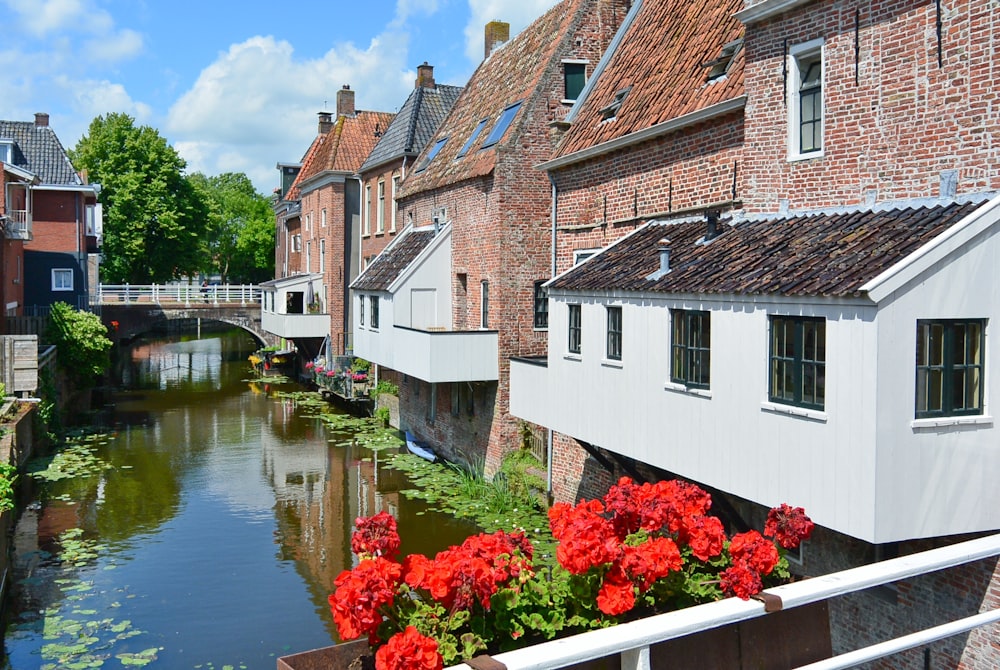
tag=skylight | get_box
[414,137,448,172]
[456,119,488,158]
[480,101,523,149]
[703,39,743,82]
[599,87,631,121]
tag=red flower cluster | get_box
[304,361,314,369]
[404,530,533,613]
[352,511,401,560]
[329,557,401,642]
[375,626,442,670]
[764,503,815,549]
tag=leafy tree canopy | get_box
[188,172,275,283]
[70,113,210,283]
[46,302,112,385]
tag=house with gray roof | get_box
[0,113,101,316]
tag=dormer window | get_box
[599,87,631,121]
[0,140,12,164]
[415,137,449,172]
[481,101,523,149]
[703,39,743,82]
[456,119,488,158]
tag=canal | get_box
[2,328,476,669]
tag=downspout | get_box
[546,171,558,497]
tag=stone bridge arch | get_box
[100,304,278,349]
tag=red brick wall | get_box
[742,0,1000,213]
[26,191,82,253]
[360,161,404,267]
[301,181,350,351]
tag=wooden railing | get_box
[94,284,261,306]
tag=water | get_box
[3,329,475,669]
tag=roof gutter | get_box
[734,0,813,25]
[538,96,746,172]
[32,183,101,194]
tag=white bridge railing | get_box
[95,283,261,306]
[447,533,1000,670]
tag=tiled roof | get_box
[400,0,585,197]
[0,120,82,185]
[360,84,463,173]
[352,227,437,291]
[552,0,745,160]
[548,201,983,298]
[285,110,395,201]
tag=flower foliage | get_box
[329,477,813,669]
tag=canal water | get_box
[2,329,475,669]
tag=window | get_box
[306,240,312,272]
[306,212,311,232]
[292,234,302,252]
[574,248,600,265]
[481,102,522,149]
[364,185,372,235]
[457,119,488,158]
[415,137,448,172]
[0,140,11,164]
[321,208,327,228]
[704,39,743,82]
[480,280,489,329]
[563,61,587,101]
[788,39,824,158]
[769,316,826,410]
[606,306,622,361]
[370,296,380,329]
[916,320,985,418]
[390,176,400,231]
[320,239,326,273]
[376,180,385,233]
[671,310,711,389]
[533,280,549,330]
[568,304,582,355]
[359,294,365,326]
[599,87,631,121]
[52,269,73,291]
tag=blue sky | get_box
[0,0,560,193]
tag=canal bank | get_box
[1,329,477,669]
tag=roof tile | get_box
[0,120,81,184]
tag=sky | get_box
[0,0,561,194]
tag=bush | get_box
[369,380,399,401]
[46,302,112,384]
[0,462,16,513]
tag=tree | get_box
[46,302,112,385]
[70,113,210,283]
[188,172,275,283]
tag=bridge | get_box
[94,284,277,347]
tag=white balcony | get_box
[261,311,330,339]
[3,210,32,240]
[391,326,498,383]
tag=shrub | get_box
[46,302,112,384]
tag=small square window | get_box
[769,316,826,410]
[671,309,710,389]
[52,269,74,291]
[563,62,586,101]
[370,296,380,329]
[916,319,985,418]
[599,87,631,121]
[606,306,622,361]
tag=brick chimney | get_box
[318,111,334,134]
[34,112,50,127]
[416,62,435,89]
[484,20,510,59]
[337,85,356,118]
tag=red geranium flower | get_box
[375,626,443,670]
[764,503,815,549]
[728,531,780,576]
[329,557,401,641]
[352,511,401,560]
[720,562,763,600]
[596,563,635,615]
[680,514,726,561]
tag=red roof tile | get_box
[553,0,745,160]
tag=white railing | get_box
[446,533,1000,670]
[3,210,32,240]
[95,283,261,306]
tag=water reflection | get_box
[3,329,476,669]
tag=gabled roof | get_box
[360,84,463,174]
[352,226,438,291]
[285,110,395,201]
[549,0,745,164]
[0,120,82,185]
[400,0,587,197]
[548,201,985,298]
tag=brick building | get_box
[0,114,102,317]
[353,0,631,473]
[509,0,1000,667]
[261,88,393,360]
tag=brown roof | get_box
[400,0,586,197]
[286,110,395,201]
[552,0,745,160]
[549,201,983,298]
[351,227,437,291]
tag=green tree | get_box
[46,302,112,385]
[70,113,210,283]
[188,172,275,283]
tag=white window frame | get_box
[390,176,400,232]
[363,184,372,236]
[376,180,385,234]
[574,248,600,265]
[787,38,825,161]
[321,208,327,228]
[52,268,74,291]
[0,140,12,164]
[320,238,326,273]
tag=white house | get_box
[511,194,1000,544]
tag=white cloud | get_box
[166,33,415,193]
[57,76,153,122]
[463,0,561,63]
[392,0,441,26]
[85,28,144,63]
[4,0,114,37]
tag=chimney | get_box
[646,238,672,281]
[416,62,435,89]
[484,20,510,59]
[34,112,50,127]
[318,111,334,135]
[704,210,721,242]
[337,85,356,118]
